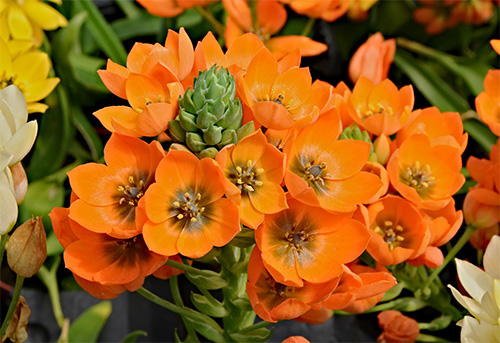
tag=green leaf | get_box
[190,292,229,318]
[68,301,112,343]
[463,119,497,153]
[72,0,127,64]
[185,269,229,290]
[68,53,108,93]
[394,50,470,113]
[27,86,75,181]
[177,9,203,28]
[121,330,148,343]
[184,316,226,343]
[71,105,104,161]
[111,13,164,42]
[230,328,273,343]
[18,179,65,230]
[46,231,64,256]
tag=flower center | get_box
[374,220,404,251]
[173,192,205,223]
[285,222,314,253]
[401,160,435,192]
[0,73,18,90]
[115,236,138,247]
[230,160,264,193]
[363,103,393,119]
[117,176,145,206]
[303,158,331,186]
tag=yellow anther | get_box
[117,186,125,192]
[247,160,253,168]
[173,201,180,207]
[236,166,243,174]
[196,193,202,200]
[395,225,404,232]
[244,184,255,192]
[129,176,135,184]
[396,236,405,242]
[422,182,429,188]
[254,180,263,186]
[256,168,264,174]
[237,178,244,184]
[184,192,190,199]
[177,214,184,219]
[384,221,393,227]
[190,217,197,222]
[119,198,126,205]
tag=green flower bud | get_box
[169,65,254,157]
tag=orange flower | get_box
[366,195,430,265]
[237,48,322,130]
[282,336,311,343]
[50,207,166,299]
[469,225,499,250]
[347,0,378,21]
[255,196,370,287]
[282,0,350,22]
[142,150,240,258]
[223,0,327,60]
[413,0,455,35]
[467,139,499,191]
[387,134,465,210]
[491,39,500,55]
[137,0,216,17]
[246,246,339,322]
[152,254,190,280]
[294,308,333,325]
[377,310,420,343]
[408,199,462,268]
[215,130,287,229]
[67,134,165,239]
[347,77,415,136]
[284,110,383,213]
[95,29,195,137]
[449,0,493,26]
[475,70,500,136]
[396,107,468,153]
[323,263,397,312]
[348,33,396,85]
[463,186,500,229]
[362,161,389,204]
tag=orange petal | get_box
[127,43,155,73]
[252,101,294,130]
[249,181,288,214]
[244,48,279,103]
[143,219,181,256]
[266,36,327,60]
[137,102,176,137]
[125,73,166,110]
[67,163,120,206]
[257,0,287,35]
[226,33,265,70]
[201,31,227,68]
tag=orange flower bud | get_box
[282,336,311,343]
[9,163,28,205]
[7,217,47,278]
[377,310,419,343]
[373,134,391,165]
[348,33,396,85]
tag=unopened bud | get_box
[7,217,47,277]
[10,162,28,205]
[373,134,391,165]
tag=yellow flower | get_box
[0,0,67,46]
[0,38,59,113]
[448,235,500,343]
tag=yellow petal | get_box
[27,102,48,113]
[23,2,67,30]
[22,77,59,102]
[7,40,33,59]
[0,38,13,76]
[8,5,32,40]
[0,12,10,42]
[13,51,50,82]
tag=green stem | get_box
[166,259,200,274]
[422,226,475,290]
[170,276,199,342]
[416,333,449,342]
[396,37,449,61]
[301,17,316,37]
[194,5,225,37]
[136,287,224,334]
[238,320,272,334]
[0,275,25,337]
[37,258,65,328]
[0,234,7,267]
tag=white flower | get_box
[448,235,500,343]
[0,85,38,166]
[0,85,37,235]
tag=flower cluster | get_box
[49,29,468,331]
